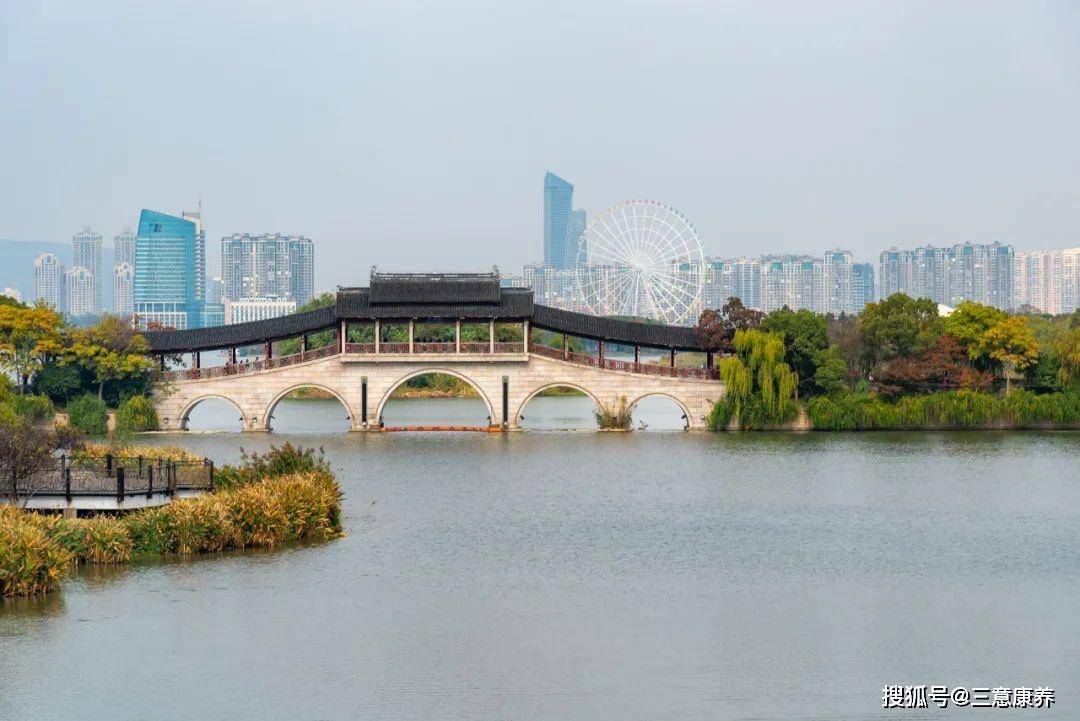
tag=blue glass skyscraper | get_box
[543,172,575,270]
[134,209,205,329]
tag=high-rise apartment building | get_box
[760,255,824,313]
[220,233,315,306]
[65,266,94,317]
[823,250,854,314]
[33,252,66,312]
[542,172,586,270]
[878,243,1014,310]
[114,228,137,267]
[852,263,875,309]
[134,209,205,329]
[113,262,135,317]
[1013,247,1080,315]
[72,227,103,313]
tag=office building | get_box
[823,249,854,314]
[33,252,65,312]
[134,209,205,329]
[72,227,103,313]
[543,172,586,270]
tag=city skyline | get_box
[2,2,1078,289]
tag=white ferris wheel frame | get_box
[575,199,705,325]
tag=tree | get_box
[0,302,64,392]
[693,297,764,352]
[858,293,941,370]
[812,347,849,397]
[761,307,828,395]
[278,293,337,355]
[1056,326,1080,391]
[64,315,151,400]
[714,329,799,427]
[33,363,85,404]
[876,334,993,397]
[827,314,864,390]
[0,417,78,503]
[974,316,1039,394]
[943,301,1006,362]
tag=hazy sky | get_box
[2,1,1078,289]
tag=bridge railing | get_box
[528,342,718,380]
[163,344,338,381]
[340,341,527,355]
[1,455,214,502]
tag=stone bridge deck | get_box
[155,344,725,431]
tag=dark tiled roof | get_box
[144,286,705,352]
[337,287,532,320]
[144,305,339,352]
[530,305,702,350]
[367,272,502,304]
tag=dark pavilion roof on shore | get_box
[144,272,705,352]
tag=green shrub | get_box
[67,394,108,435]
[214,442,331,489]
[10,394,55,425]
[115,395,159,433]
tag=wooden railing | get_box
[528,342,719,380]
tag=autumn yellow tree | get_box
[64,315,151,400]
[974,316,1039,394]
[0,302,64,392]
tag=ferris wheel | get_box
[575,200,705,325]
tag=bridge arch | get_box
[375,368,495,426]
[179,394,247,431]
[628,391,691,430]
[514,382,606,428]
[264,383,356,431]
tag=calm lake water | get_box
[2,397,1080,720]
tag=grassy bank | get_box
[806,390,1080,431]
[1,444,343,597]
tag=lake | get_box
[2,397,1079,720]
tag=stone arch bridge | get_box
[146,273,725,431]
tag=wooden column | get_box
[706,351,714,371]
[488,319,495,353]
[455,319,461,353]
[193,351,201,369]
[563,333,568,359]
[598,340,605,365]
[523,320,529,353]
[229,347,237,365]
[669,348,676,368]
[339,321,345,352]
[374,320,381,353]
[301,334,308,354]
[159,355,166,371]
[408,320,414,353]
[634,346,640,364]
[265,340,272,360]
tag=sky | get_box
[1,1,1078,291]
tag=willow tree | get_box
[712,329,799,429]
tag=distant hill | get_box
[0,239,116,309]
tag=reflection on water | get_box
[2,405,1079,721]
[186,395,691,432]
